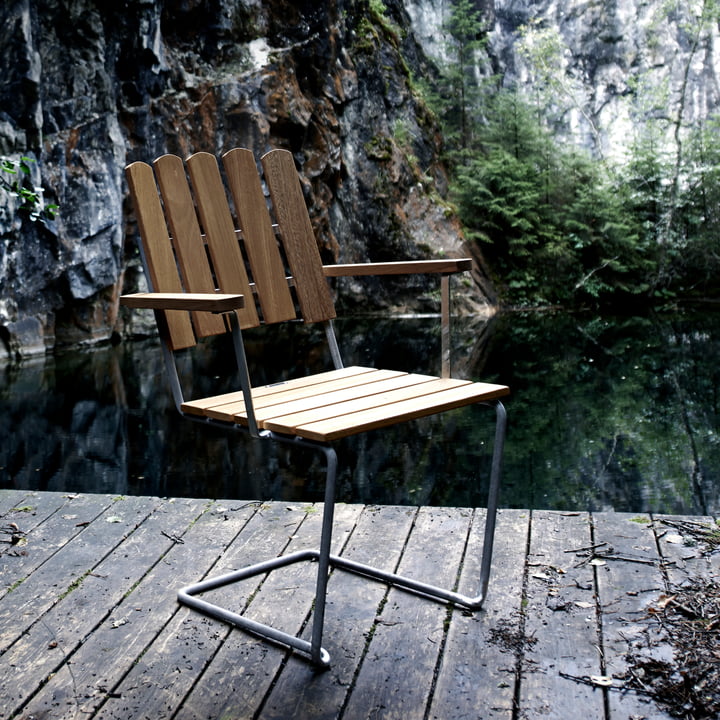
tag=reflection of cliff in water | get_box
[0,349,129,495]
[1,313,718,515]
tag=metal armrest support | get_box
[323,260,472,378]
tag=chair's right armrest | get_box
[322,259,472,277]
[120,292,245,313]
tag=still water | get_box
[1,311,718,515]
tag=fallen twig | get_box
[564,541,609,554]
[161,530,185,544]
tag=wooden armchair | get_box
[121,147,509,667]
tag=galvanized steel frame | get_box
[161,307,506,667]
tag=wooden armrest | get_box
[120,292,245,313]
[322,259,472,277]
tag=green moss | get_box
[59,569,93,600]
[7,578,24,594]
[365,134,393,162]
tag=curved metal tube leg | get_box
[177,549,330,666]
[177,437,337,668]
[322,400,506,611]
[477,399,507,604]
[177,400,506,667]
[309,445,337,665]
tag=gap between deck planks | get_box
[0,490,717,720]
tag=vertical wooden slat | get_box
[222,148,296,324]
[186,152,260,329]
[152,154,227,338]
[261,149,336,323]
[125,162,196,350]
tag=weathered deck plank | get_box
[593,512,672,720]
[0,496,203,714]
[98,501,314,720]
[429,509,529,720]
[340,506,473,719]
[0,491,102,601]
[519,511,606,719]
[4,489,69,517]
[0,491,716,720]
[0,495,156,647]
[175,502,365,720]
[239,504,418,720]
[22,497,238,719]
[0,490,32,518]
[655,514,720,585]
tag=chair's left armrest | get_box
[120,292,245,313]
[322,259,472,277]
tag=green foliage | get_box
[0,156,58,226]
[424,0,720,308]
[664,114,720,297]
[429,0,490,156]
[616,106,720,300]
[428,8,661,308]
[452,90,652,307]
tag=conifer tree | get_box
[433,0,488,159]
[426,0,718,307]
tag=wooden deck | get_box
[0,490,717,720]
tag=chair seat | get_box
[182,366,509,442]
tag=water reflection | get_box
[1,312,718,514]
[491,312,720,515]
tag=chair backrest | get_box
[125,148,336,350]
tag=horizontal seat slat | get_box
[260,376,464,434]
[180,366,378,417]
[182,366,509,439]
[252,372,437,424]
[280,381,511,442]
[204,369,410,422]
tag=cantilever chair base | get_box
[177,546,495,669]
[178,549,335,668]
[177,401,507,668]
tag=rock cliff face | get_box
[0,0,479,359]
[409,0,720,161]
[1,0,718,358]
